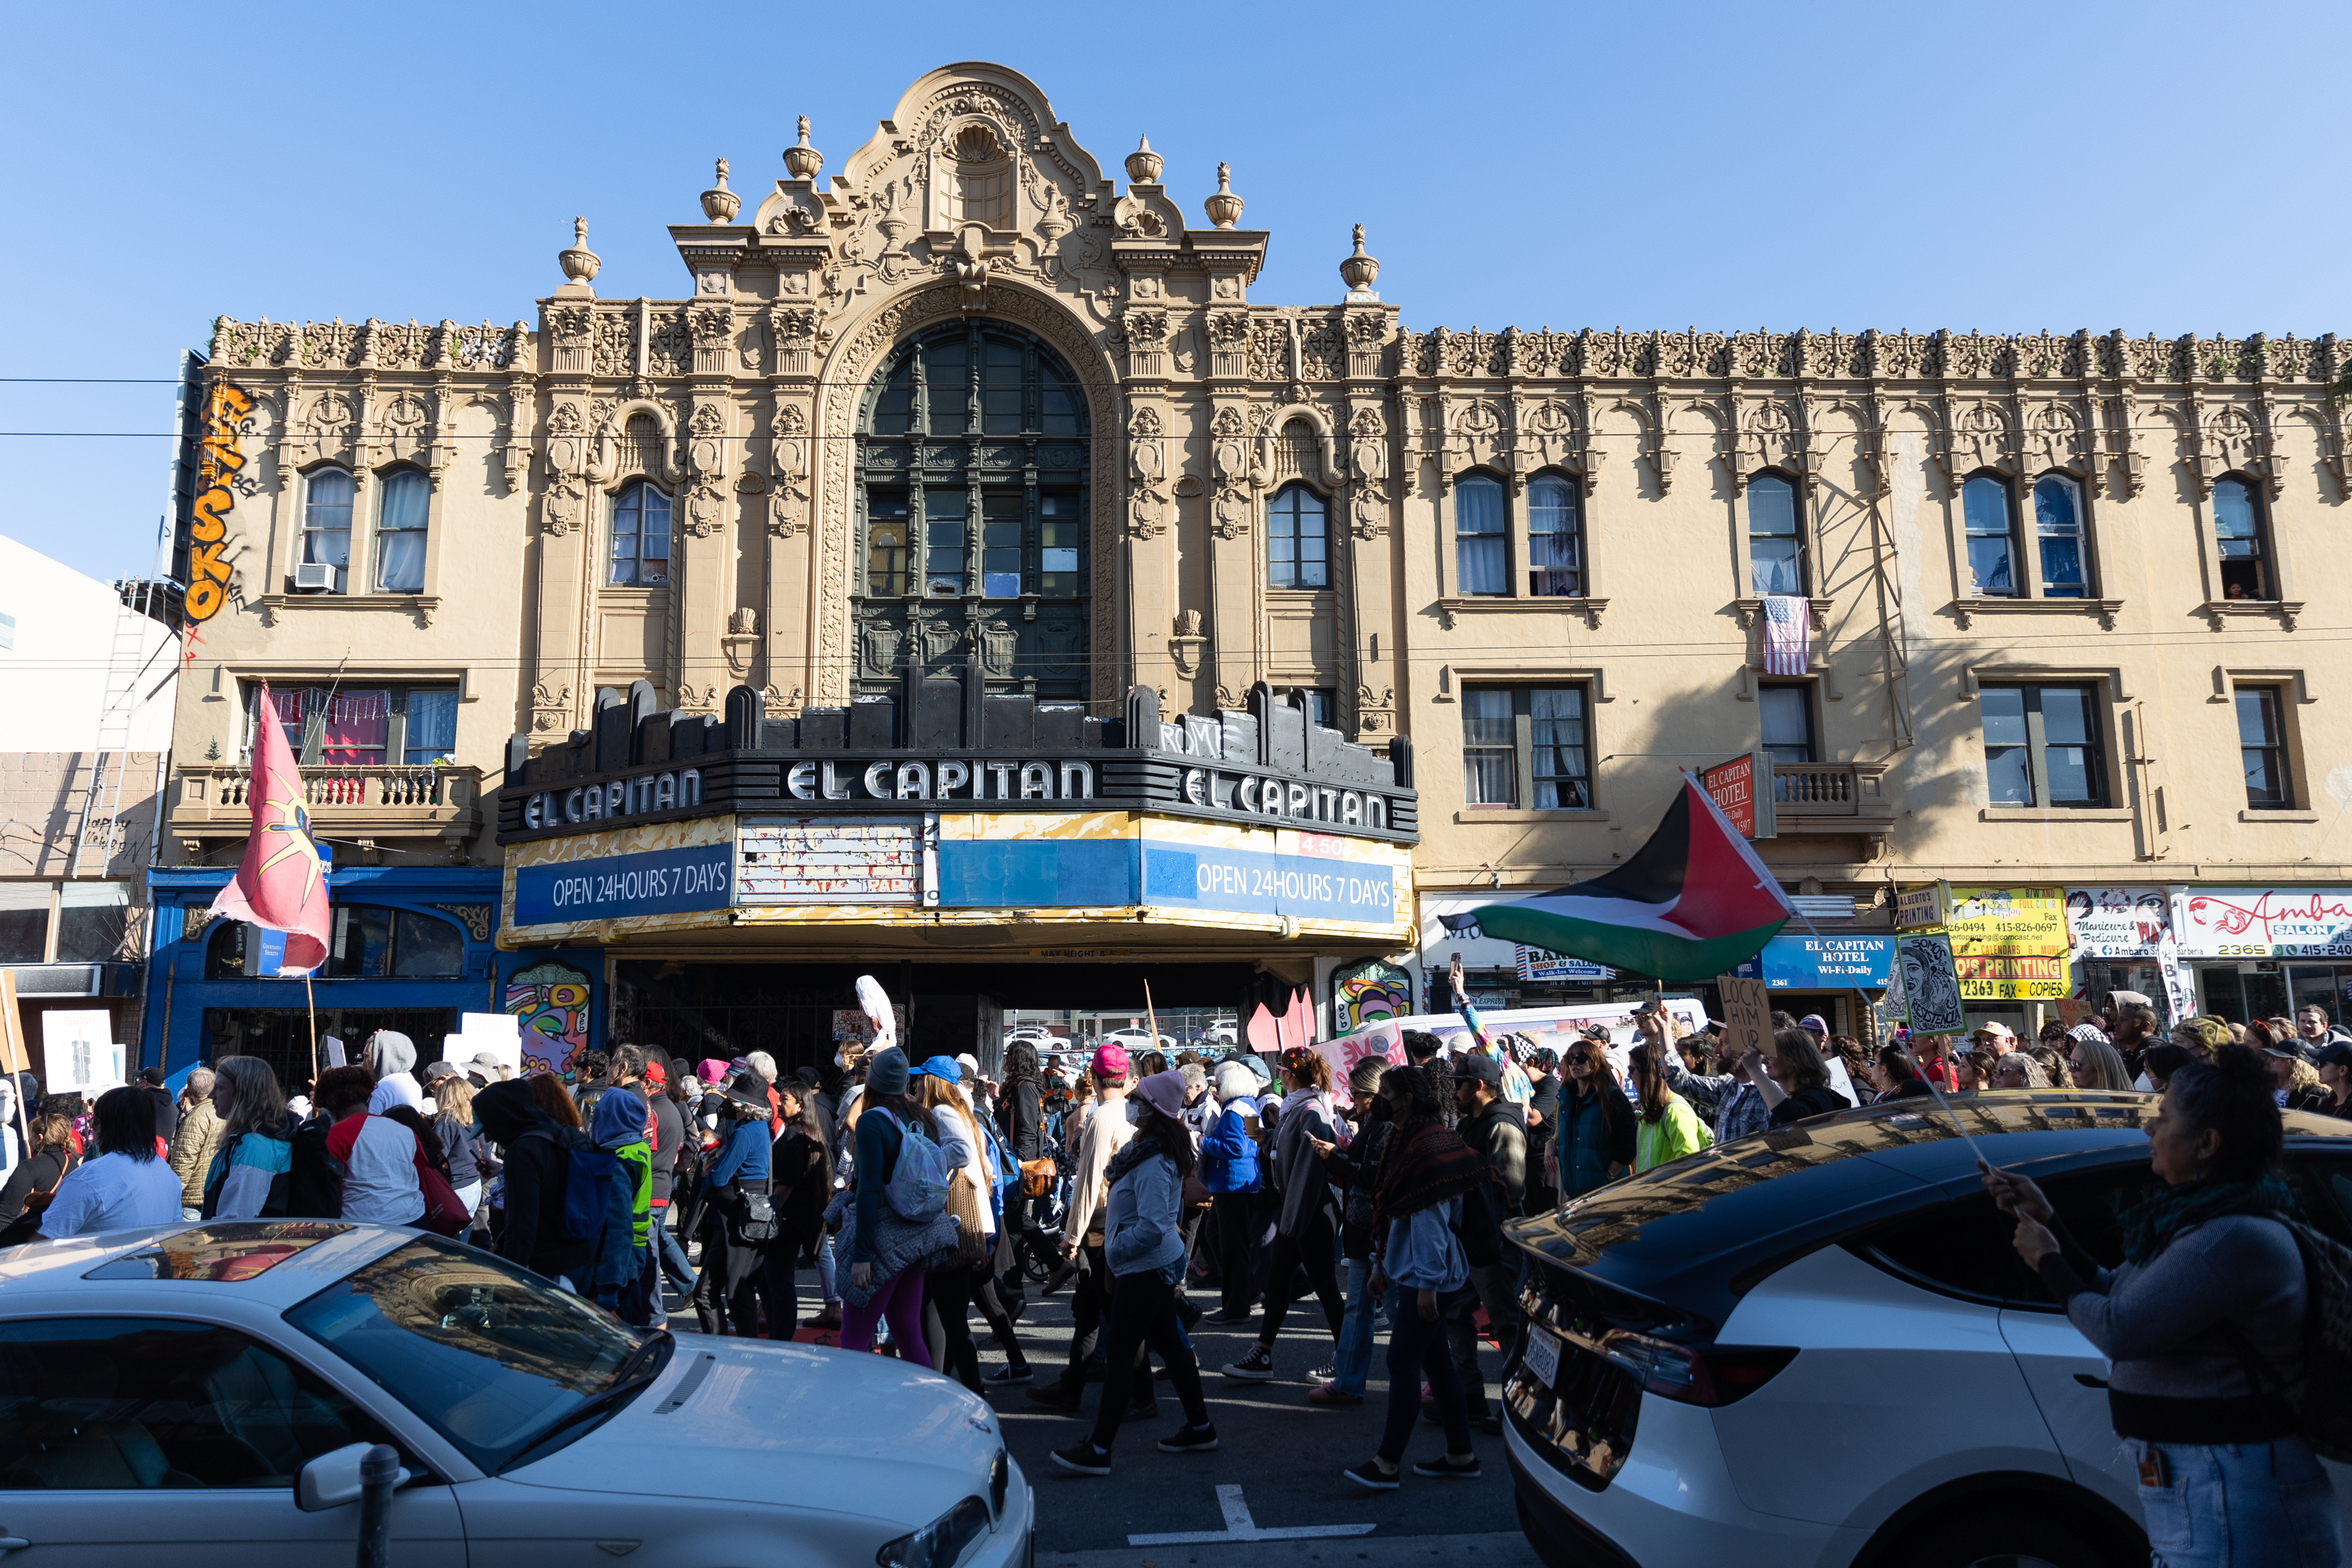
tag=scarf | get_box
[2118,1175,2302,1265]
[1370,1116,1491,1236]
[1105,1123,1178,1185]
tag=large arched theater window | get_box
[855,322,1091,699]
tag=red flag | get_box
[209,683,331,971]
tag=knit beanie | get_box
[866,1047,911,1098]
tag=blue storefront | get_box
[143,866,604,1092]
[1732,932,1896,1036]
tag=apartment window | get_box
[2033,475,2088,597]
[1283,687,1337,730]
[1962,474,2020,597]
[2213,477,2270,601]
[1747,473,1803,595]
[375,469,429,593]
[300,467,354,593]
[2238,686,2289,809]
[0,883,134,966]
[1759,684,1815,764]
[1455,474,1508,596]
[1462,685,1592,809]
[608,481,672,587]
[245,684,461,769]
[1269,485,1330,590]
[1980,684,2105,808]
[867,490,909,597]
[1527,474,1581,596]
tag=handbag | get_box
[416,1161,472,1237]
[944,1170,987,1268]
[1018,1157,1056,1200]
[733,1190,781,1244]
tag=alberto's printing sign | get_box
[1899,884,2069,957]
[514,844,734,925]
[2172,887,2352,959]
[1733,934,1895,989]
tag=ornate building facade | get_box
[149,62,2352,1073]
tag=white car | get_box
[1503,1092,2352,1568]
[1100,1028,1174,1052]
[0,1221,1031,1566]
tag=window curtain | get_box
[405,691,459,764]
[376,473,429,593]
[1456,480,1506,595]
[1530,688,1588,808]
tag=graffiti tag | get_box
[186,381,254,623]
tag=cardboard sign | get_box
[1893,930,1966,1033]
[1717,975,1773,1072]
[0,970,27,1076]
[456,1011,524,1077]
[41,1011,124,1095]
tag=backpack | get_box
[880,1111,950,1221]
[975,1113,1017,1225]
[2229,1220,2352,1463]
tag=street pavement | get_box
[662,1258,1537,1559]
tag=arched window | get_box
[375,469,429,593]
[951,124,1013,230]
[1269,485,1329,589]
[2212,477,2270,600]
[1528,474,1581,596]
[608,481,672,586]
[2033,474,2087,597]
[301,467,354,593]
[1962,474,2020,597]
[1455,474,1508,596]
[1746,474,1802,595]
[856,322,1091,697]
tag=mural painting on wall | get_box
[186,381,254,624]
[1334,957,1414,1034]
[507,960,592,1075]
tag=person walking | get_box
[1552,1029,1635,1199]
[167,1066,225,1221]
[1222,1045,1346,1384]
[314,1067,426,1226]
[362,1030,427,1114]
[475,1079,592,1289]
[1345,1064,1487,1490]
[200,1057,300,1220]
[430,1074,485,1217]
[996,1040,1046,1298]
[838,1047,956,1367]
[0,1112,76,1241]
[1628,1043,1712,1172]
[770,1076,831,1339]
[1200,1058,1267,1326]
[1986,1045,2344,1567]
[1523,1047,1562,1212]
[1048,1069,1220,1475]
[1029,1044,1138,1411]
[695,1072,775,1336]
[913,1055,993,1388]
[37,1087,181,1238]
[1305,1056,1394,1407]
[1751,1029,1848,1125]
[1443,1054,1526,1432]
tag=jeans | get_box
[2132,1437,2343,1567]
[1086,1269,1211,1451]
[653,1205,696,1290]
[1331,1256,1377,1396]
[1444,1260,1522,1417]
[1379,1287,1473,1465]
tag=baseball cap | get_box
[1972,1021,2016,1040]
[642,1061,668,1087]
[1455,1054,1504,1087]
[1798,1014,1831,1037]
[418,1061,458,1087]
[1577,1023,1610,1042]
[956,1052,982,1080]
[1091,1042,1131,1080]
[2312,1041,2352,1069]
[911,1054,963,1083]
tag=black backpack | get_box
[2231,1221,2352,1463]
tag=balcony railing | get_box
[170,763,484,849]
[1769,760,1893,822]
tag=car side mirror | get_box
[297,1443,376,1512]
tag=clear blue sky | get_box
[4,0,2342,583]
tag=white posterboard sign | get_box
[41,1010,125,1095]
[321,1035,347,1069]
[456,1012,524,1077]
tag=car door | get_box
[0,1316,466,1566]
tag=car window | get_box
[0,1316,394,1489]
[285,1235,647,1473]
[1853,1163,2158,1310]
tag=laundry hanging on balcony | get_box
[1467,775,1793,982]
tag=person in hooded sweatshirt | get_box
[318,1066,426,1228]
[364,1030,427,1115]
[476,1079,593,1290]
[590,1087,654,1321]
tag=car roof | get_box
[0,1221,415,1308]
[1508,1091,2352,1335]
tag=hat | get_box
[911,1054,963,1083]
[1090,1042,1131,1080]
[2259,1033,2307,1060]
[1236,1053,1273,1086]
[865,1047,911,1098]
[1213,1061,1258,1102]
[956,1053,982,1079]
[2107,990,2153,1009]
[696,1058,731,1086]
[642,1061,668,1087]
[1972,1021,2016,1040]
[723,1071,771,1111]
[1632,998,1664,1017]
[2313,1042,2352,1069]
[419,1061,458,1087]
[468,1051,504,1073]
[1798,1014,1831,1036]
[1577,1023,1610,1042]
[2067,1023,2112,1045]
[1455,1054,1504,1087]
[1133,1069,1187,1120]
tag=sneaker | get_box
[1120,1397,1160,1423]
[1158,1422,1220,1454]
[1412,1454,1483,1479]
[1025,1378,1083,1412]
[1205,1305,1255,1327]
[1050,1441,1113,1477]
[1343,1458,1402,1491]
[1309,1363,1338,1383]
[1308,1381,1364,1407]
[984,1363,1033,1387]
[1221,1345,1276,1381]
[805,1307,842,1331]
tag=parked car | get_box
[1502,1091,2352,1568]
[1101,1027,1176,1052]
[0,1221,1031,1566]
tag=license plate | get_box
[1523,1325,1562,1388]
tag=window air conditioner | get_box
[292,563,336,592]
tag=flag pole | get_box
[304,972,318,1087]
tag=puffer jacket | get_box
[169,1098,227,1207]
[1102,1139,1185,1277]
[1200,1095,1262,1195]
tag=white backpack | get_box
[881,1111,950,1221]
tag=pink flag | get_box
[1761,594,1809,677]
[209,682,331,971]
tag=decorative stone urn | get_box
[558,217,601,292]
[700,158,740,223]
[1203,162,1243,230]
[783,116,824,180]
[1124,135,1162,185]
[1340,224,1380,296]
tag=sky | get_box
[3,0,2343,584]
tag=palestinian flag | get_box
[1469,775,1792,980]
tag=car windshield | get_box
[284,1236,652,1472]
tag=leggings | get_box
[973,1260,1026,1368]
[691,1221,735,1334]
[1211,1195,1258,1314]
[761,1235,799,1339]
[1380,1287,1474,1465]
[926,1260,982,1389]
[841,1265,932,1369]
[1259,1208,1345,1347]
[1087,1269,1210,1451]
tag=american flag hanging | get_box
[1761,594,1810,676]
